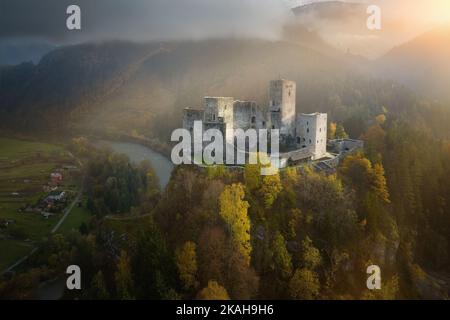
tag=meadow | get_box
[0,138,89,273]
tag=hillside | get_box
[292,1,363,19]
[376,26,450,102]
[291,1,428,59]
[0,41,55,66]
[0,38,366,140]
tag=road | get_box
[1,154,84,275]
[51,151,85,234]
[51,190,82,234]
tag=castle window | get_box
[213,114,216,121]
[251,116,256,124]
[307,128,309,133]
[309,139,312,144]
[262,121,266,126]
[297,137,300,144]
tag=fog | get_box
[0,0,449,58]
[0,0,291,43]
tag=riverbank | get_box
[98,140,174,189]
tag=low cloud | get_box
[0,0,292,44]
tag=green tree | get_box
[115,250,134,299]
[91,271,110,299]
[132,220,177,299]
[300,236,322,270]
[272,232,293,279]
[362,275,399,300]
[335,123,349,139]
[289,268,320,300]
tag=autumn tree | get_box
[339,152,392,237]
[328,122,337,140]
[175,241,198,291]
[289,268,320,300]
[362,275,399,300]
[335,123,349,139]
[339,153,389,204]
[197,281,230,300]
[300,236,322,270]
[244,163,261,193]
[115,250,134,300]
[90,271,110,299]
[219,183,251,265]
[272,232,293,279]
[197,226,259,299]
[361,117,387,164]
[259,174,283,209]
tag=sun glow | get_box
[433,0,450,23]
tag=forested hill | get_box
[0,41,159,133]
[0,38,364,138]
[375,26,450,102]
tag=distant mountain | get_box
[376,26,450,102]
[0,41,55,66]
[292,1,363,19]
[0,38,367,138]
[291,1,425,59]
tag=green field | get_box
[0,138,83,272]
[0,238,34,272]
[0,138,63,159]
[58,199,92,234]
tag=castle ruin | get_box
[182,79,330,167]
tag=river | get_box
[100,140,174,189]
[34,141,174,299]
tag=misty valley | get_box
[0,0,450,303]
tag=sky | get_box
[0,0,449,45]
[0,0,291,44]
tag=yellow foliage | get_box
[219,183,251,265]
[197,280,230,300]
[175,241,198,290]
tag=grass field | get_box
[0,138,83,272]
[58,199,92,234]
[0,238,34,272]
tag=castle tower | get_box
[268,79,296,138]
[183,108,204,132]
[203,97,234,124]
[296,113,327,160]
[203,97,235,143]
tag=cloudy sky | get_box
[0,0,449,44]
[0,0,292,44]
